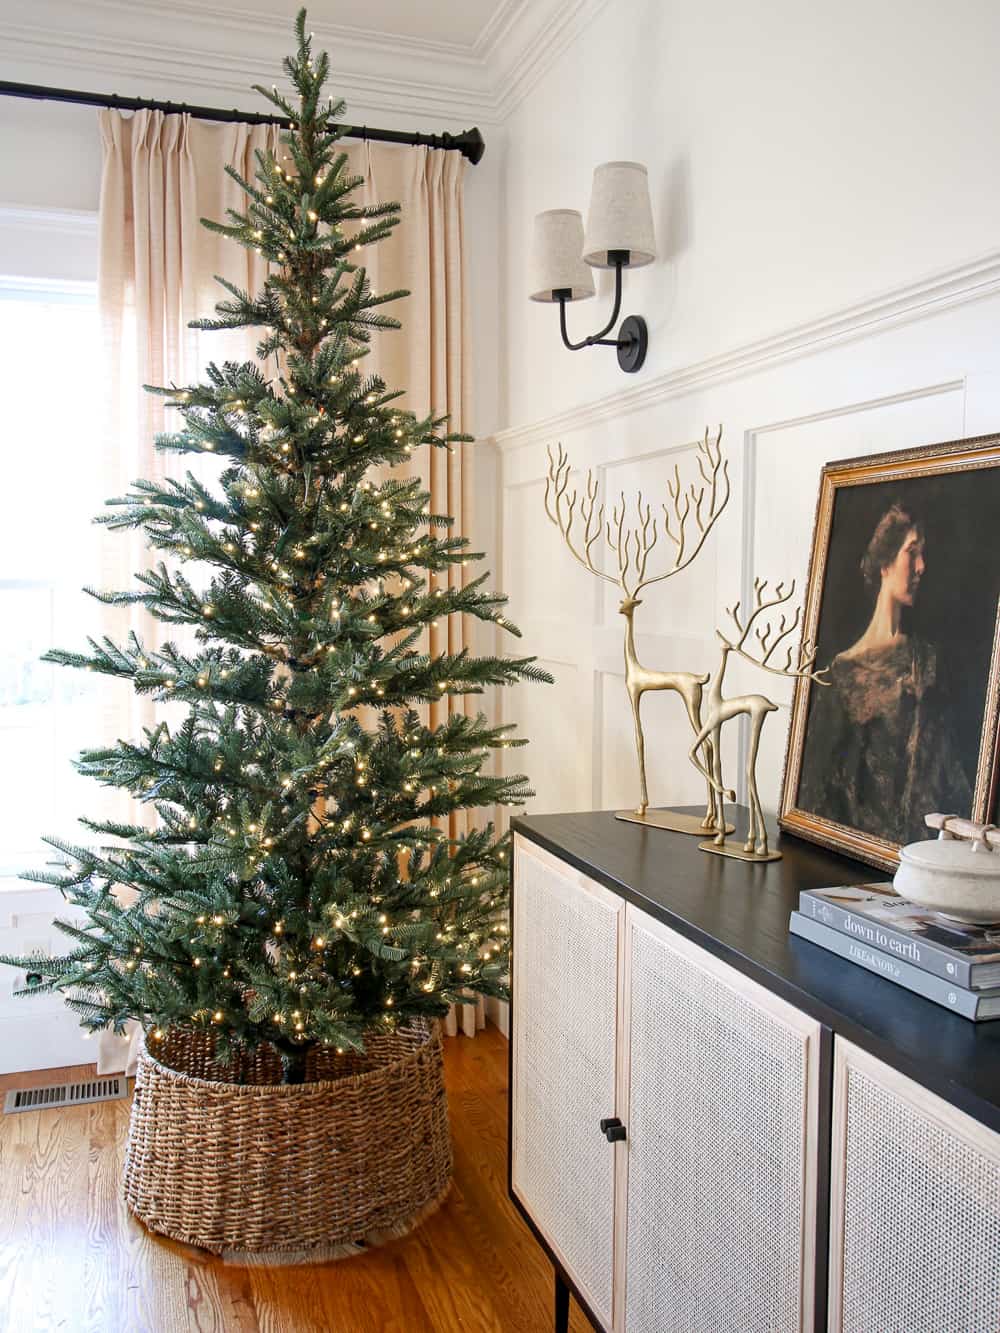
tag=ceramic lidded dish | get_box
[894,830,1000,924]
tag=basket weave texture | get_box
[122,1019,452,1256]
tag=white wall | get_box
[496,0,1000,824]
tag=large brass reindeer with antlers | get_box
[688,578,829,860]
[545,427,730,831]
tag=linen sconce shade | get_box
[529,208,596,302]
[582,161,656,268]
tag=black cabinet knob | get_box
[599,1116,626,1142]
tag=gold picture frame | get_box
[779,433,1000,871]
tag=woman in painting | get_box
[799,502,972,844]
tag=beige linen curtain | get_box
[351,143,484,1039]
[97,111,279,753]
[94,114,481,1071]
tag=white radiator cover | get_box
[0,884,90,1075]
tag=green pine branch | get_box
[9,9,549,1077]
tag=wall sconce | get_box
[530,161,656,374]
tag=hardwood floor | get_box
[0,1026,589,1333]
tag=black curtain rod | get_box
[0,78,485,165]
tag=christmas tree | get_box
[2,11,548,1083]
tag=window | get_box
[0,278,111,871]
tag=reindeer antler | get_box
[723,577,830,684]
[544,427,731,598]
[637,425,730,594]
[605,489,660,593]
[544,443,618,585]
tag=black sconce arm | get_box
[551,249,647,373]
[558,256,626,349]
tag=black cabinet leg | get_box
[555,1269,570,1333]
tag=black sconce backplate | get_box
[616,315,647,374]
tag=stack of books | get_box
[790,883,1000,1021]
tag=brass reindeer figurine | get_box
[545,427,731,834]
[688,578,829,860]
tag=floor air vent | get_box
[3,1076,126,1114]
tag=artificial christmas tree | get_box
[1,12,548,1253]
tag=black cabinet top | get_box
[512,808,1000,1134]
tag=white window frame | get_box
[0,207,99,882]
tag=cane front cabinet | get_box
[509,811,1000,1333]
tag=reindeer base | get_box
[698,839,782,864]
[616,809,735,837]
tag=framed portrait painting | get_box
[779,433,1000,871]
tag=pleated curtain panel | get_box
[94,110,482,1075]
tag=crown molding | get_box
[76,0,488,63]
[0,0,609,127]
[0,14,486,123]
[488,0,611,121]
[495,247,1000,452]
[473,0,529,61]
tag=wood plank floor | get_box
[0,1026,590,1333]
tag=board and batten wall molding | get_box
[498,241,1000,827]
[494,246,1000,454]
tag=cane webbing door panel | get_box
[512,837,623,1331]
[621,908,821,1333]
[830,1039,1000,1333]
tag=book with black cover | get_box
[798,883,1000,990]
[789,912,1000,1021]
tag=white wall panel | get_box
[503,476,597,629]
[750,385,967,613]
[505,659,591,820]
[500,292,1000,821]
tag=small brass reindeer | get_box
[688,578,829,860]
[545,427,731,832]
